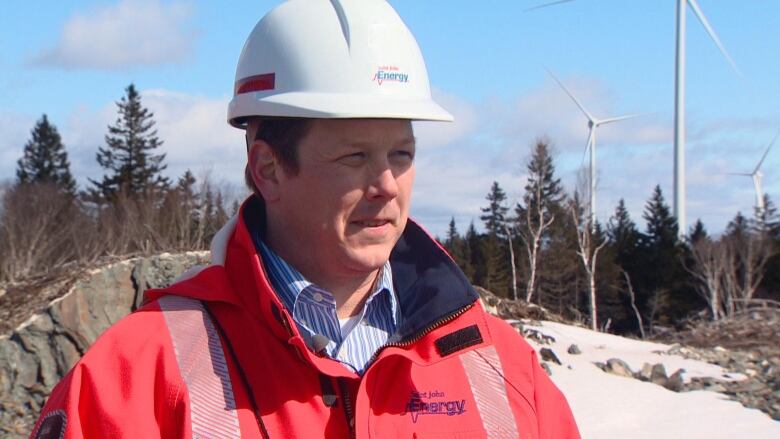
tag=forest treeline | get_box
[442,140,780,336]
[2,83,778,337]
[1,84,236,283]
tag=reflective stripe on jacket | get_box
[32,197,581,438]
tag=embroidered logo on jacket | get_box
[402,390,467,423]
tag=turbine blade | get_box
[524,0,576,13]
[599,112,649,125]
[545,67,595,121]
[687,0,741,76]
[754,130,779,173]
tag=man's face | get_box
[271,118,415,279]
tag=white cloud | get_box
[67,89,244,186]
[140,89,246,181]
[61,104,117,183]
[32,0,196,70]
[413,88,480,150]
[497,76,671,158]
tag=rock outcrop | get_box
[475,286,565,323]
[0,252,208,437]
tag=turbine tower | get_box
[546,69,643,228]
[674,0,738,236]
[527,0,738,236]
[728,132,778,215]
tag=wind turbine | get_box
[528,0,739,236]
[673,0,738,236]
[727,132,778,215]
[546,68,643,228]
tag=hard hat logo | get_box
[373,66,409,86]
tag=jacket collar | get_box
[147,196,481,361]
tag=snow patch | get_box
[521,320,780,438]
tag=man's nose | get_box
[367,166,399,200]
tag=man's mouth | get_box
[354,219,391,227]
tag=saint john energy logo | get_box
[402,390,467,423]
[373,65,409,85]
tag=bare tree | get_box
[721,231,775,315]
[0,184,77,281]
[503,224,519,300]
[621,270,645,339]
[686,238,728,320]
[732,232,773,304]
[646,288,667,337]
[518,189,554,303]
[570,195,607,331]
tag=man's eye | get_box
[391,150,415,162]
[339,152,365,165]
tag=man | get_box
[32,1,580,438]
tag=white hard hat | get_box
[228,0,453,127]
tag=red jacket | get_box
[32,198,580,438]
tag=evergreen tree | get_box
[465,221,483,286]
[642,185,679,248]
[16,114,76,194]
[760,195,780,302]
[602,201,641,332]
[444,217,467,268]
[480,181,509,238]
[760,195,780,239]
[483,234,510,296]
[177,170,199,232]
[202,186,217,238]
[515,139,566,305]
[211,191,229,242]
[516,139,565,230]
[725,212,749,240]
[89,84,170,201]
[479,182,511,297]
[607,198,641,268]
[638,185,698,326]
[688,219,708,245]
[541,193,580,315]
[176,170,197,200]
[445,217,459,246]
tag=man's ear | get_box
[248,140,282,202]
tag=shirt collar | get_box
[256,238,398,325]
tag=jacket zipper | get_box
[337,378,356,438]
[339,301,476,438]
[369,302,475,364]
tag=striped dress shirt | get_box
[255,238,400,374]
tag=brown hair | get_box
[244,118,313,197]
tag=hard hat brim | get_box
[228,92,454,127]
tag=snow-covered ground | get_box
[521,320,780,438]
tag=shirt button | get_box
[337,350,348,361]
[312,292,324,302]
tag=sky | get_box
[1,0,779,237]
